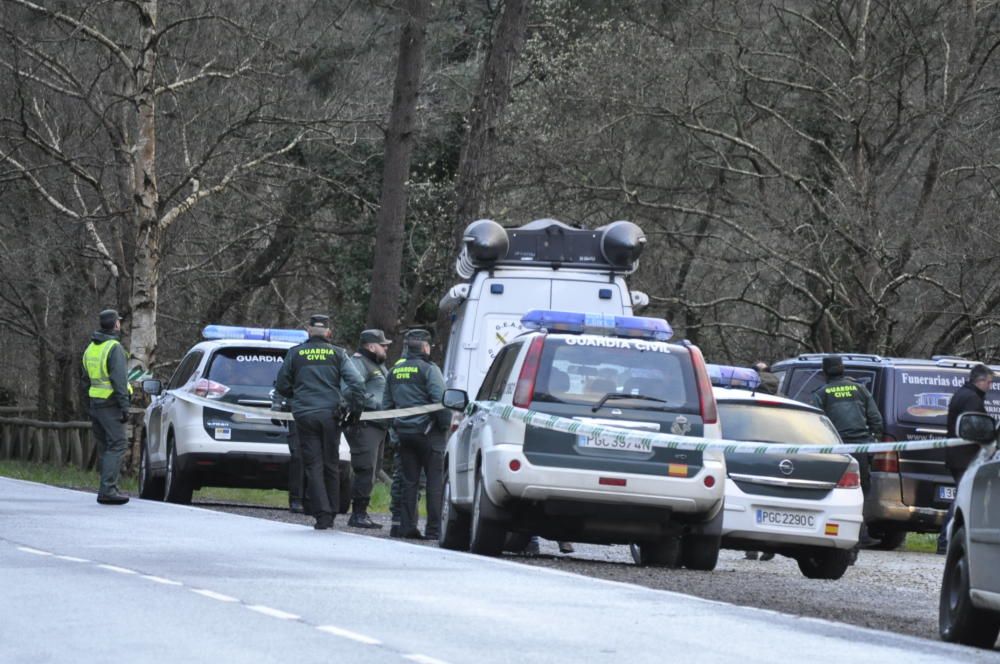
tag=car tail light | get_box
[192,379,229,399]
[836,462,861,489]
[449,413,461,434]
[703,475,716,488]
[513,336,545,408]
[688,346,718,425]
[872,451,899,473]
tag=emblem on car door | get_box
[778,459,795,476]
[670,415,691,436]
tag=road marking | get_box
[142,575,183,586]
[97,564,137,575]
[403,655,451,664]
[54,555,91,563]
[17,546,52,556]
[316,625,382,645]
[246,605,300,620]
[191,589,239,603]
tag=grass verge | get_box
[0,459,393,513]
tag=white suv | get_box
[139,325,351,507]
[438,310,726,570]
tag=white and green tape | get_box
[471,400,976,456]
[169,390,444,423]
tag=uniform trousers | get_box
[398,430,444,536]
[295,411,341,519]
[91,404,127,497]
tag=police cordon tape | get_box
[169,390,445,423]
[470,401,978,456]
[166,390,978,455]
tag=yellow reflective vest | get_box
[82,340,132,400]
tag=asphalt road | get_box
[1,478,994,664]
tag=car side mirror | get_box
[142,379,162,396]
[442,389,469,411]
[957,412,996,445]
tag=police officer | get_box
[811,355,883,547]
[80,309,132,505]
[275,315,364,530]
[382,329,451,539]
[938,363,995,553]
[344,329,392,529]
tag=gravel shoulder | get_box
[198,500,949,643]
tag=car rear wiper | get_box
[592,393,670,412]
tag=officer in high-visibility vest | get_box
[80,309,132,505]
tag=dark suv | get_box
[771,354,1000,550]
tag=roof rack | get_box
[796,353,884,363]
[934,357,977,368]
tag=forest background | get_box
[1,0,999,419]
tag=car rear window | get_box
[893,369,1000,425]
[718,404,841,445]
[206,347,286,387]
[532,338,697,410]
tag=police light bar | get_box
[520,310,672,341]
[202,325,308,344]
[706,364,761,390]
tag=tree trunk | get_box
[366,0,430,334]
[128,0,160,370]
[452,0,531,240]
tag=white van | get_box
[439,218,649,398]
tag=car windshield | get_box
[718,403,841,446]
[532,338,697,410]
[206,347,286,387]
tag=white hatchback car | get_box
[439,310,726,570]
[710,367,863,580]
[138,325,351,507]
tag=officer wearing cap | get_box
[275,315,365,530]
[382,328,451,539]
[812,354,883,547]
[344,329,392,529]
[80,309,132,505]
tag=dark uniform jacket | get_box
[275,336,364,418]
[811,377,883,441]
[382,351,451,435]
[351,350,388,429]
[756,370,780,395]
[946,381,989,473]
[79,330,131,413]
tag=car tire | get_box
[469,468,506,556]
[137,436,165,501]
[681,533,721,571]
[439,471,471,551]
[796,547,852,580]
[867,526,907,551]
[163,436,194,504]
[939,526,1000,647]
[630,538,681,567]
[337,460,352,515]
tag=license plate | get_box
[755,508,817,530]
[576,433,652,454]
[938,485,956,501]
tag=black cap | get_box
[99,309,122,330]
[308,314,331,329]
[360,329,391,346]
[822,355,844,376]
[404,328,432,343]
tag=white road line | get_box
[16,546,52,556]
[141,575,183,586]
[54,555,91,563]
[403,655,451,664]
[246,605,300,620]
[315,625,382,645]
[190,589,239,603]
[97,564,137,575]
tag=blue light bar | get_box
[202,325,308,344]
[707,364,761,390]
[520,310,672,341]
